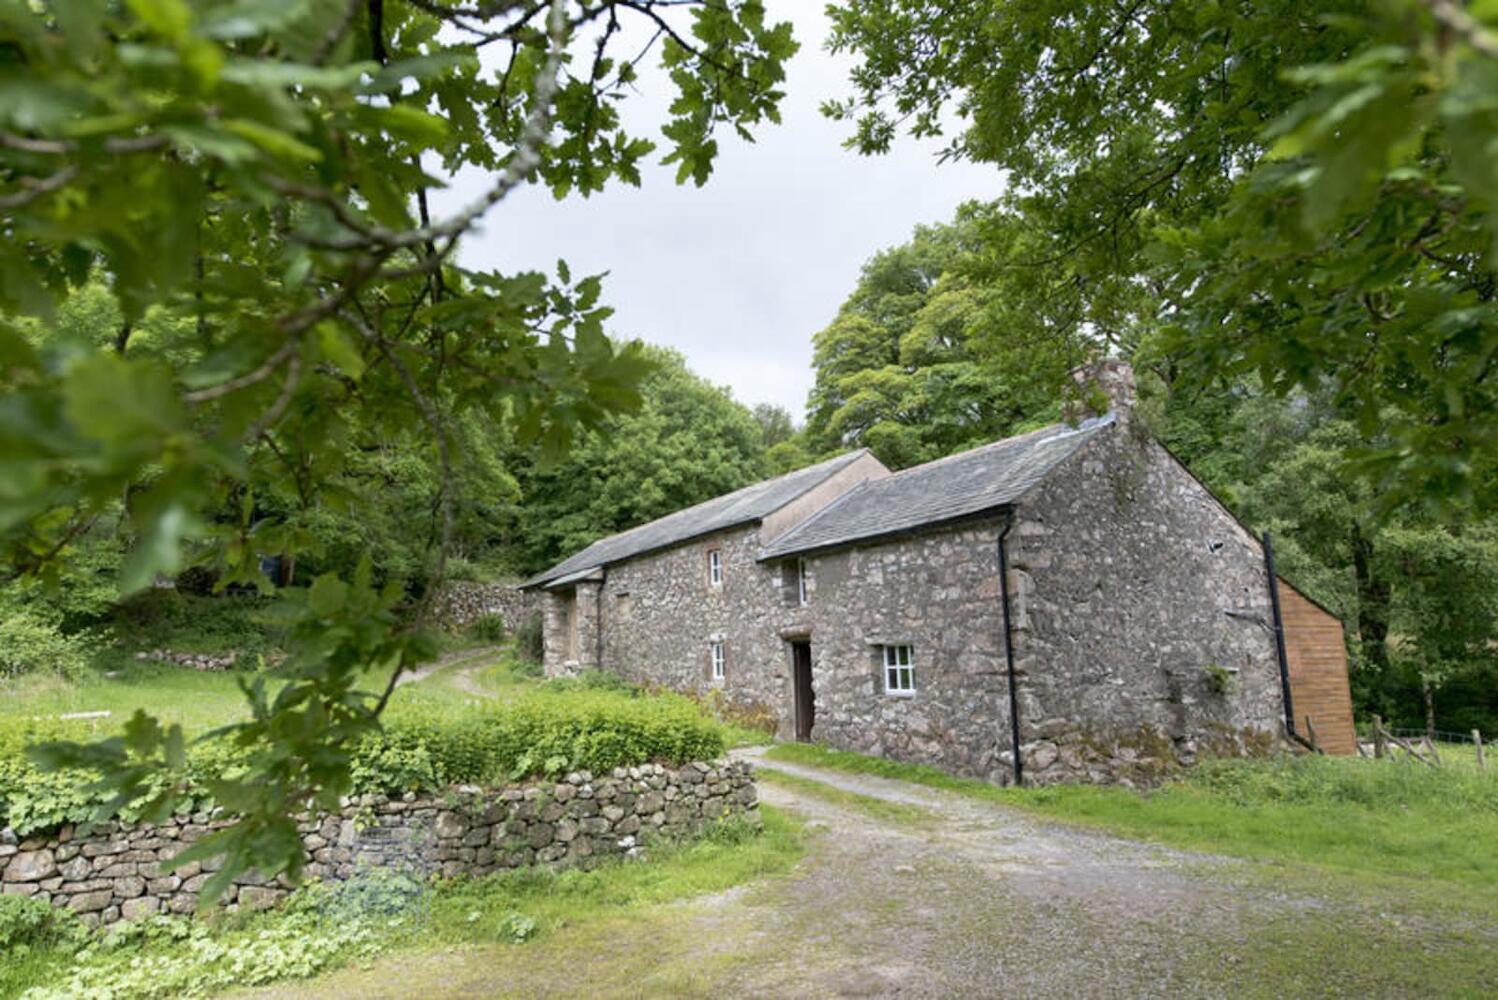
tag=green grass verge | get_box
[765,742,1498,912]
[756,768,935,827]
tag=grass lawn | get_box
[0,646,526,737]
[764,742,1498,914]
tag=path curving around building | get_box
[233,747,1496,999]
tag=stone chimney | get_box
[1066,357,1136,425]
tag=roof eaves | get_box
[759,503,1015,562]
[523,447,874,588]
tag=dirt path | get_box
[243,749,1492,999]
[394,646,503,695]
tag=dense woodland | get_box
[3,0,1498,893]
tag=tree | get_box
[827,0,1498,512]
[0,0,794,898]
[1152,382,1498,734]
[751,402,796,449]
[806,211,1063,467]
[516,347,767,573]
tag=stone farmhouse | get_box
[522,362,1356,785]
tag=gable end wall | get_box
[1008,422,1286,782]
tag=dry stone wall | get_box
[0,760,756,929]
[432,580,537,631]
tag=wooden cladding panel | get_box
[1278,579,1357,755]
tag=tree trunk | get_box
[1422,675,1437,742]
[1350,528,1391,672]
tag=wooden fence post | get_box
[1305,715,1320,754]
[1425,735,1442,765]
[1373,715,1386,759]
[1476,729,1486,771]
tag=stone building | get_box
[523,362,1355,784]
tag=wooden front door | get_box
[791,640,814,742]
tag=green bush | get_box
[0,895,86,955]
[0,690,725,834]
[0,605,91,680]
[514,610,543,664]
[353,689,724,794]
[539,669,641,697]
[467,614,507,644]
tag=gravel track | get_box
[238,746,1491,999]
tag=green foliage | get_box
[0,689,723,835]
[20,909,389,1000]
[496,910,539,944]
[515,346,769,572]
[828,1,1498,512]
[1200,664,1235,698]
[466,614,507,645]
[538,669,644,697]
[0,895,87,956]
[805,210,1064,467]
[352,689,723,794]
[1,0,794,895]
[0,597,91,680]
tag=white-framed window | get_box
[711,640,726,681]
[708,548,723,587]
[883,644,915,695]
[797,558,809,606]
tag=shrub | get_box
[539,669,641,697]
[0,690,725,834]
[514,610,543,664]
[353,689,725,794]
[0,605,90,680]
[467,614,507,644]
[0,895,86,956]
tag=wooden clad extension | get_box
[1278,578,1357,755]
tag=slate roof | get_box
[522,449,874,589]
[758,415,1115,561]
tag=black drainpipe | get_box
[997,517,1024,787]
[1262,531,1320,754]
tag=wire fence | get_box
[1386,728,1484,746]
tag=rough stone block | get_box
[68,889,112,913]
[4,849,57,883]
[120,896,160,921]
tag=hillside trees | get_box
[0,0,794,895]
[515,346,768,573]
[827,0,1498,512]
[805,210,1064,467]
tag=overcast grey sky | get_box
[442,1,999,417]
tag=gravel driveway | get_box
[245,747,1495,999]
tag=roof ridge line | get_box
[760,475,873,555]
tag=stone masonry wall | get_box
[1,760,757,929]
[1008,420,1285,785]
[594,525,812,737]
[798,521,1013,780]
[432,581,537,632]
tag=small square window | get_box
[883,645,914,695]
[711,641,726,681]
[708,549,723,587]
[797,558,809,606]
